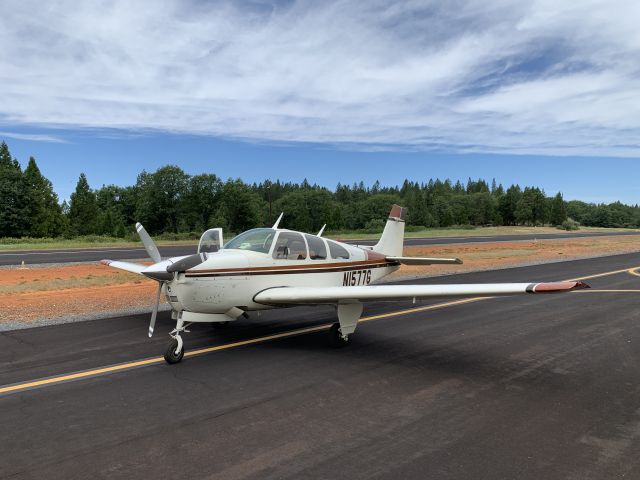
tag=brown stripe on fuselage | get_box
[188,259,392,274]
[185,260,400,277]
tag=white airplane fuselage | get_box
[166,249,400,315]
[163,236,399,315]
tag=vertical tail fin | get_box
[372,204,406,256]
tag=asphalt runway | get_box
[1,230,638,266]
[2,253,640,478]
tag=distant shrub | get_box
[363,219,386,233]
[559,219,580,231]
[155,231,201,241]
[0,234,128,246]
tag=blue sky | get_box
[1,1,639,203]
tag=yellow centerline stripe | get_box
[1,264,639,396]
[0,358,164,394]
[0,298,486,395]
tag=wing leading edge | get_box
[254,281,589,305]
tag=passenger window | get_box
[272,232,308,260]
[327,240,350,259]
[305,234,327,260]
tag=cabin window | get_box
[305,234,327,260]
[273,232,308,260]
[224,228,275,253]
[327,240,350,259]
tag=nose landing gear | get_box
[164,318,190,364]
[164,338,184,364]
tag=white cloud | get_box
[0,131,67,143]
[0,0,638,156]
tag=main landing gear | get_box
[329,303,363,348]
[329,323,350,348]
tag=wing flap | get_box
[254,281,589,305]
[387,256,463,265]
[101,259,146,275]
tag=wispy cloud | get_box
[0,131,67,143]
[0,0,638,156]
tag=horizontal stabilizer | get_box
[387,256,463,265]
[101,259,146,275]
[254,281,589,305]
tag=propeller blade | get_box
[136,222,161,263]
[166,252,208,273]
[148,282,163,338]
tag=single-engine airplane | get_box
[102,205,589,364]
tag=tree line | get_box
[1,141,639,239]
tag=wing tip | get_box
[573,281,590,290]
[531,281,590,293]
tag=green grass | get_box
[328,225,640,241]
[0,236,197,251]
[2,225,638,251]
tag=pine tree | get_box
[550,192,567,226]
[24,157,65,237]
[498,185,522,225]
[68,173,99,235]
[0,142,29,237]
[515,187,536,225]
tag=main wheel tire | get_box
[329,323,349,348]
[164,339,184,364]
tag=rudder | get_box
[372,204,406,257]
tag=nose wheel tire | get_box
[164,338,184,364]
[329,323,350,348]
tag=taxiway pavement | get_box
[2,252,640,479]
[1,230,638,266]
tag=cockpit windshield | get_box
[223,228,275,254]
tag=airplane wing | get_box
[386,256,463,265]
[101,259,146,275]
[254,281,589,305]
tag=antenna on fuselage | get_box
[272,212,284,229]
[317,224,326,237]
